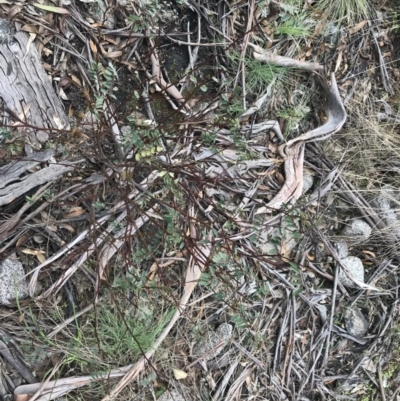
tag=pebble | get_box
[302,170,314,194]
[0,254,29,306]
[87,0,115,29]
[371,194,391,211]
[335,241,348,259]
[157,390,186,401]
[345,307,369,337]
[341,219,372,244]
[338,256,364,288]
[371,192,400,238]
[192,323,233,361]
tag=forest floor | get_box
[1,0,400,400]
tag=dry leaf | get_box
[172,368,188,380]
[40,211,56,222]
[148,262,158,281]
[33,3,69,14]
[16,233,30,247]
[37,253,46,264]
[106,51,123,58]
[59,88,68,101]
[21,24,38,33]
[361,250,376,258]
[63,207,85,218]
[312,20,327,37]
[275,171,285,185]
[280,240,287,258]
[21,248,44,256]
[268,142,278,153]
[7,5,22,20]
[33,235,45,244]
[70,74,82,87]
[24,33,37,57]
[334,50,343,73]
[349,20,367,35]
[89,39,97,54]
[60,224,75,233]
[21,248,46,263]
[18,104,31,122]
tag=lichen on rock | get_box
[192,323,233,361]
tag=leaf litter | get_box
[0,0,400,400]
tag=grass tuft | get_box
[316,0,370,25]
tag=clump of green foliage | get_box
[62,303,174,373]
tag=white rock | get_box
[0,254,29,305]
[345,307,369,337]
[338,256,364,288]
[371,195,391,211]
[302,170,314,194]
[157,390,186,401]
[192,323,233,361]
[372,192,400,238]
[335,241,348,259]
[87,0,115,29]
[341,219,372,244]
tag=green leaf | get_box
[288,261,300,273]
[294,286,303,296]
[200,85,207,92]
[231,314,246,328]
[33,3,69,14]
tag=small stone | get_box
[0,254,29,306]
[157,390,186,401]
[87,0,115,29]
[338,256,364,288]
[192,323,233,361]
[345,307,369,337]
[302,169,314,194]
[369,187,400,238]
[341,219,372,244]
[335,241,348,259]
[371,195,391,212]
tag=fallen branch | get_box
[256,73,347,211]
[249,43,324,71]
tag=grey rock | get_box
[338,256,364,288]
[324,23,341,47]
[371,194,391,212]
[302,170,314,194]
[335,241,348,259]
[260,241,278,256]
[192,323,233,361]
[157,390,186,401]
[345,307,369,337]
[120,125,131,135]
[341,219,372,244]
[0,254,28,305]
[87,0,115,29]
[381,208,400,237]
[371,191,400,237]
[381,184,400,205]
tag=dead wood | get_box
[266,74,347,210]
[0,23,69,148]
[0,160,80,207]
